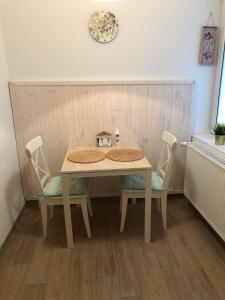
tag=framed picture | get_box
[199,26,218,65]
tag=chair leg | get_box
[49,206,54,219]
[87,196,93,217]
[120,192,129,232]
[81,199,92,238]
[161,192,167,230]
[131,198,137,205]
[156,198,161,213]
[119,197,122,213]
[39,196,48,238]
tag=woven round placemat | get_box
[106,149,144,162]
[67,150,106,163]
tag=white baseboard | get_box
[25,190,184,201]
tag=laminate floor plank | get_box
[95,238,116,277]
[0,197,225,300]
[178,218,210,250]
[193,289,222,300]
[120,297,143,300]
[113,239,142,298]
[1,205,39,255]
[12,236,38,265]
[45,248,73,300]
[0,263,28,300]
[161,268,197,300]
[19,283,47,300]
[93,204,116,278]
[73,238,95,260]
[169,242,213,290]
[25,239,54,284]
[194,248,225,299]
[95,275,120,300]
[1,231,23,253]
[193,217,225,265]
[0,249,15,267]
[153,237,179,269]
[70,257,95,300]
[134,245,172,300]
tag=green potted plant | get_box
[212,123,225,145]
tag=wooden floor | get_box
[1,196,225,300]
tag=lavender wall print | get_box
[199,26,217,65]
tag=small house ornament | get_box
[96,131,112,147]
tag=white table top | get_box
[61,144,152,174]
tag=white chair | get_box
[25,136,92,239]
[120,131,177,232]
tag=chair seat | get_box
[121,171,163,191]
[42,176,88,197]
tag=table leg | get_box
[144,169,152,243]
[62,174,74,248]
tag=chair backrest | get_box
[25,136,52,192]
[156,131,177,190]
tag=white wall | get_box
[0,0,222,132]
[0,19,24,248]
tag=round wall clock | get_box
[88,10,119,43]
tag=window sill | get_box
[192,134,225,158]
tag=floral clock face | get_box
[88,11,119,43]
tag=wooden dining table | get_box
[61,144,152,248]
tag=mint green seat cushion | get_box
[42,176,88,197]
[121,171,163,191]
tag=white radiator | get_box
[184,143,225,241]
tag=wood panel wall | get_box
[9,81,195,200]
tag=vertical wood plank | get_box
[9,82,194,199]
